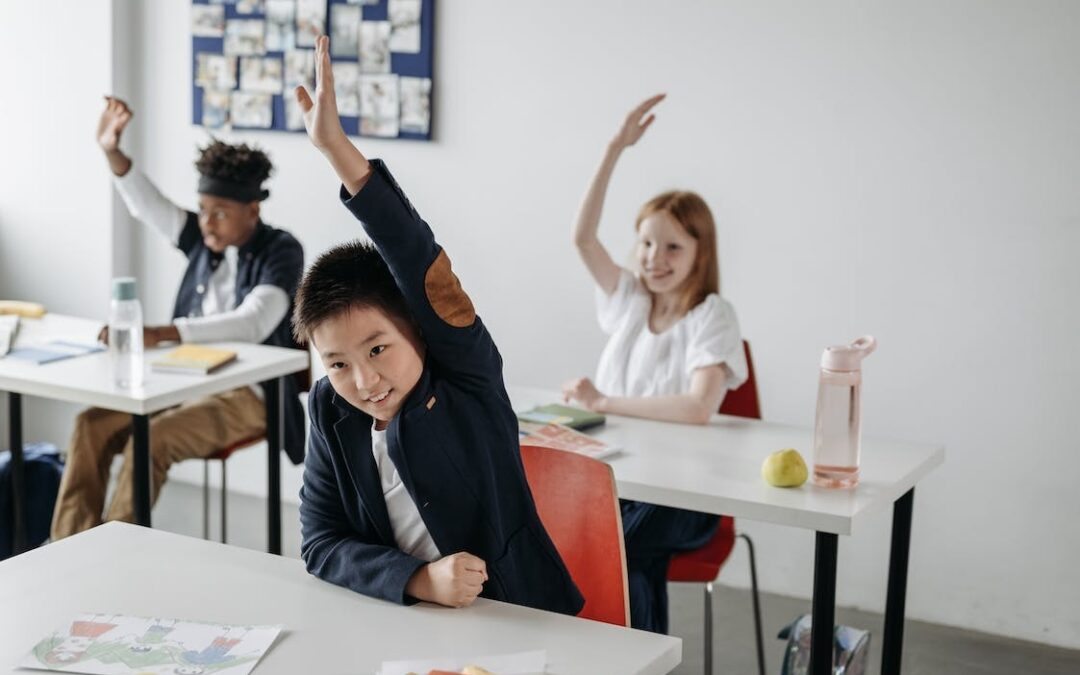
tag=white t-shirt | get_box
[371,423,441,562]
[595,269,748,398]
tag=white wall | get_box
[27,0,1080,648]
[0,1,125,445]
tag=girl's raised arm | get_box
[572,94,665,295]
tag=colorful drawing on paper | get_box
[20,614,282,675]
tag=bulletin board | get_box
[190,0,435,141]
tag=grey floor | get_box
[151,479,1080,675]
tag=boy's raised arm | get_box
[295,36,372,197]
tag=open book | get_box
[518,421,619,461]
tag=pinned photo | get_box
[360,74,400,138]
[388,0,421,54]
[332,62,362,117]
[284,95,306,131]
[196,53,238,90]
[192,5,225,38]
[240,56,284,94]
[202,90,231,129]
[330,4,361,58]
[266,0,297,52]
[399,76,431,135]
[296,0,326,48]
[285,49,316,90]
[237,0,265,13]
[224,19,266,56]
[231,91,273,128]
[360,21,391,74]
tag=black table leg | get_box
[132,414,151,527]
[810,531,838,675]
[882,488,915,675]
[265,378,282,556]
[8,392,26,553]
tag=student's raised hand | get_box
[408,552,488,608]
[97,96,133,153]
[562,377,608,412]
[295,35,349,153]
[610,93,666,151]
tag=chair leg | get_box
[220,459,228,545]
[738,533,766,675]
[202,460,210,540]
[704,581,713,675]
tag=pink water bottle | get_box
[812,336,876,488]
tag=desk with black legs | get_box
[0,313,307,556]
[511,385,945,675]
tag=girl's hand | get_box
[295,35,349,153]
[610,93,666,151]
[562,377,608,412]
[97,96,133,153]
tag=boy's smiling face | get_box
[312,305,425,429]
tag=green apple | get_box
[761,448,808,487]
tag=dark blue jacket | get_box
[299,160,584,616]
[171,214,306,465]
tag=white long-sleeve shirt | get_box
[113,168,290,345]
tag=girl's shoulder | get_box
[686,293,739,331]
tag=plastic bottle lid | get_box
[821,335,876,372]
[112,277,137,301]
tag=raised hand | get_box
[295,35,348,153]
[610,93,666,151]
[97,96,133,153]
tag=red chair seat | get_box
[209,435,265,462]
[667,516,736,582]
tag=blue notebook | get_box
[7,341,104,365]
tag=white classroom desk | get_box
[510,385,945,675]
[0,313,308,555]
[0,523,682,675]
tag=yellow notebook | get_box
[151,345,237,375]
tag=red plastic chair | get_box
[520,444,630,627]
[667,340,765,675]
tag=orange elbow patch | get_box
[424,250,476,327]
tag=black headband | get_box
[198,176,269,203]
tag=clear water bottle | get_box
[108,277,144,389]
[812,336,876,488]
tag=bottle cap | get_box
[112,277,137,301]
[821,335,876,372]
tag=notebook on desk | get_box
[0,315,17,356]
[516,403,606,431]
[7,340,102,364]
[151,344,237,375]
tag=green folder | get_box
[517,403,606,431]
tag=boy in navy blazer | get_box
[291,37,583,615]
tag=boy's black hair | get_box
[195,139,273,186]
[292,240,418,345]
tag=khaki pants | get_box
[50,387,265,540]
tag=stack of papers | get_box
[0,315,17,356]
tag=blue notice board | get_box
[191,0,435,141]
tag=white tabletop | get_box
[0,523,681,675]
[510,386,944,536]
[0,313,308,415]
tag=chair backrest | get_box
[519,444,630,627]
[718,340,761,420]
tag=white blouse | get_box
[595,269,748,398]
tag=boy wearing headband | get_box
[50,97,305,540]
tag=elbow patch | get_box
[424,250,476,328]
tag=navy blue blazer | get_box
[299,160,584,616]
[171,215,306,465]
